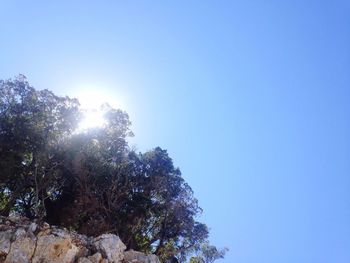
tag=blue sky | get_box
[1,1,350,262]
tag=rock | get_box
[5,238,35,263]
[0,230,13,260]
[28,222,37,233]
[124,250,161,263]
[77,258,93,263]
[4,227,36,263]
[77,252,103,263]
[147,255,161,263]
[42,222,50,230]
[32,233,80,263]
[88,252,103,263]
[5,236,36,263]
[0,217,160,263]
[92,234,126,263]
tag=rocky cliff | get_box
[0,216,160,263]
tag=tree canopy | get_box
[0,76,226,262]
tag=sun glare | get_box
[78,108,107,131]
[74,89,117,132]
[77,90,114,109]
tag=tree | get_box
[0,75,81,218]
[48,136,209,261]
[189,242,228,263]
[0,75,227,262]
[136,148,209,261]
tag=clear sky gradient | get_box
[1,1,350,262]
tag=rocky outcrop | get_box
[0,216,160,263]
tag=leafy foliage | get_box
[0,75,81,218]
[0,76,226,262]
[189,242,228,263]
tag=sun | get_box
[78,108,107,131]
[74,90,115,131]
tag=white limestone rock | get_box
[92,234,126,263]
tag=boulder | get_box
[5,228,36,263]
[0,230,13,261]
[31,233,80,263]
[92,234,126,263]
